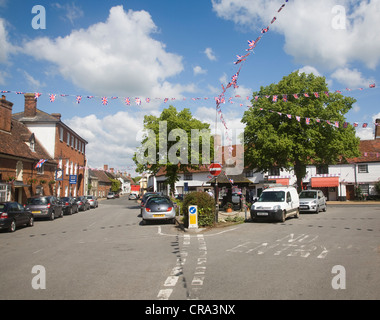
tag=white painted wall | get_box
[25,123,56,158]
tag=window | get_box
[67,132,70,146]
[59,127,64,141]
[184,173,193,181]
[360,184,369,195]
[16,161,23,181]
[245,171,254,178]
[37,165,44,175]
[65,159,69,175]
[75,138,78,150]
[316,165,329,174]
[269,167,280,176]
[358,164,368,173]
[71,136,74,148]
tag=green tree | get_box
[133,106,213,195]
[110,178,121,193]
[242,71,361,191]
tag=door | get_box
[346,185,355,200]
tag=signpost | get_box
[209,163,222,223]
[188,205,198,229]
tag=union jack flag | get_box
[49,94,56,102]
[102,97,108,105]
[35,159,47,169]
[76,96,82,104]
[125,98,131,105]
[34,92,42,99]
[313,92,319,98]
[272,95,277,102]
[135,98,141,105]
[146,98,150,103]
[293,94,299,99]
[261,26,269,34]
[369,83,376,88]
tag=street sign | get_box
[69,175,77,184]
[188,205,198,229]
[209,163,222,177]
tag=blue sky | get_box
[1,0,379,173]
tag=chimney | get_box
[24,93,37,117]
[110,168,114,173]
[376,119,380,140]
[0,95,13,133]
[104,164,108,171]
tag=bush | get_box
[182,191,215,227]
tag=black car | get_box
[75,196,90,211]
[25,196,63,220]
[59,197,79,215]
[0,202,34,232]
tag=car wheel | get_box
[28,216,34,227]
[9,220,16,232]
[280,210,286,222]
[294,209,300,219]
[315,205,320,214]
[69,208,73,215]
[50,211,55,220]
[322,204,327,212]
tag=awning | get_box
[268,178,289,186]
[311,177,339,188]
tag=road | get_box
[1,196,379,300]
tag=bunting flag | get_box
[35,159,47,168]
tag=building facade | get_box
[13,93,88,197]
[0,95,57,203]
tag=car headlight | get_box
[312,200,317,204]
[273,205,281,211]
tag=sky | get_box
[1,0,379,174]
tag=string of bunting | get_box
[246,103,379,129]
[214,0,290,155]
[0,82,377,107]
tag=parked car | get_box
[25,196,63,220]
[299,189,327,213]
[250,186,300,222]
[141,195,176,225]
[0,202,34,232]
[107,192,115,199]
[86,195,98,208]
[59,197,79,215]
[140,192,162,213]
[128,193,137,200]
[75,196,90,211]
[114,193,120,198]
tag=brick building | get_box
[13,93,88,197]
[0,95,57,203]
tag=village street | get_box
[0,196,379,301]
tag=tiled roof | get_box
[348,139,380,163]
[0,119,56,165]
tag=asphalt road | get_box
[1,196,379,300]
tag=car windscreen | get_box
[146,197,171,206]
[299,192,317,199]
[27,198,48,205]
[258,191,285,202]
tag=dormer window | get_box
[29,133,35,152]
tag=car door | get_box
[9,202,22,225]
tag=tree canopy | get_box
[133,105,213,194]
[242,71,361,191]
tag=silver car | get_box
[299,190,327,213]
[141,196,176,225]
[86,195,98,208]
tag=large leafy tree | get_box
[133,105,213,195]
[242,71,361,191]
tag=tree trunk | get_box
[294,161,306,193]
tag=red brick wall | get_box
[54,123,87,197]
[0,157,56,204]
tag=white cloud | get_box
[52,2,84,25]
[212,0,380,71]
[298,66,321,77]
[204,47,217,61]
[23,6,186,98]
[0,18,13,63]
[193,65,207,76]
[65,111,144,169]
[331,67,374,88]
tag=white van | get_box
[250,186,300,222]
